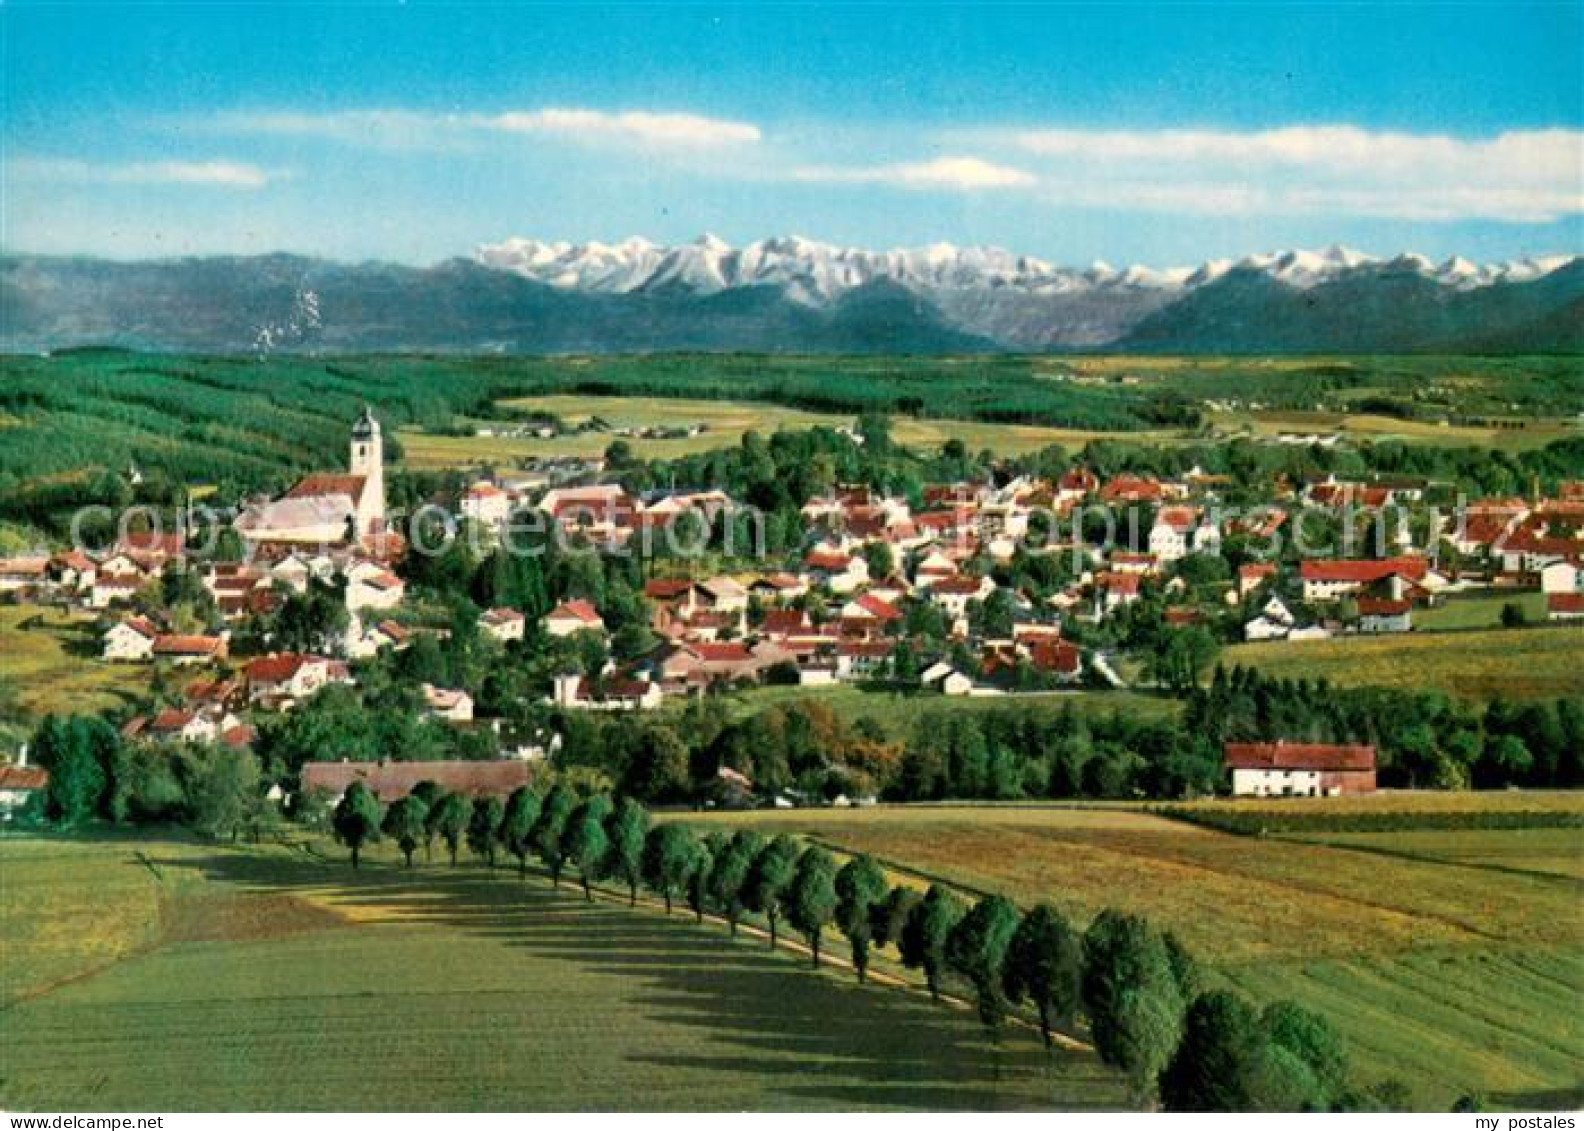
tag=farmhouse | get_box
[1224,741,1377,797]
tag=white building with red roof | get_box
[544,599,607,638]
[1224,741,1377,797]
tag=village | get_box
[1,405,1582,818]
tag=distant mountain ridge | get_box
[3,237,1579,354]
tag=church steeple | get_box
[348,406,385,535]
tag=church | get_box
[235,407,388,548]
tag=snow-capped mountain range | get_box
[3,238,1579,354]
[477,234,1575,301]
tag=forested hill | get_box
[1117,259,1584,354]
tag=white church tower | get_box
[349,406,386,535]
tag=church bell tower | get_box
[350,406,386,534]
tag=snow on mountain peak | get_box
[474,236,1573,303]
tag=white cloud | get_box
[205,107,760,150]
[484,108,760,148]
[793,155,1036,191]
[1005,125,1584,222]
[11,157,276,189]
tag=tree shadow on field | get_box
[159,846,1127,1112]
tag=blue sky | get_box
[3,2,1581,266]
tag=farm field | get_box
[685,799,1584,1108]
[1206,408,1578,452]
[0,835,1124,1112]
[0,604,151,720]
[397,393,1185,469]
[1283,828,1584,881]
[1223,626,1584,701]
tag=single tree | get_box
[531,783,578,887]
[332,781,383,869]
[707,829,763,936]
[946,894,1022,1033]
[566,794,614,901]
[1081,910,1188,1105]
[783,845,839,967]
[900,885,965,1000]
[687,832,723,923]
[500,786,542,877]
[870,884,921,952]
[605,797,650,905]
[1159,990,1264,1112]
[466,795,505,868]
[409,780,443,860]
[744,834,800,947]
[429,791,471,866]
[381,794,429,868]
[642,822,698,913]
[834,854,888,982]
[1003,903,1082,1049]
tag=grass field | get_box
[0,604,150,719]
[398,394,1187,469]
[691,684,1183,736]
[1224,625,1584,701]
[1415,591,1549,632]
[688,799,1584,1108]
[0,834,1126,1112]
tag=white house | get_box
[479,607,526,643]
[1243,596,1297,642]
[921,661,974,696]
[544,599,606,638]
[551,672,663,711]
[460,481,513,531]
[102,616,159,661]
[423,684,474,723]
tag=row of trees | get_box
[326,783,1381,1110]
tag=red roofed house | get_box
[1098,475,1165,505]
[1357,597,1412,634]
[552,672,664,711]
[805,550,869,594]
[0,758,49,820]
[840,592,902,635]
[544,599,607,638]
[1300,557,1427,603]
[1224,741,1377,797]
[245,653,347,706]
[1238,561,1278,598]
[152,633,229,666]
[656,641,768,687]
[460,480,513,530]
